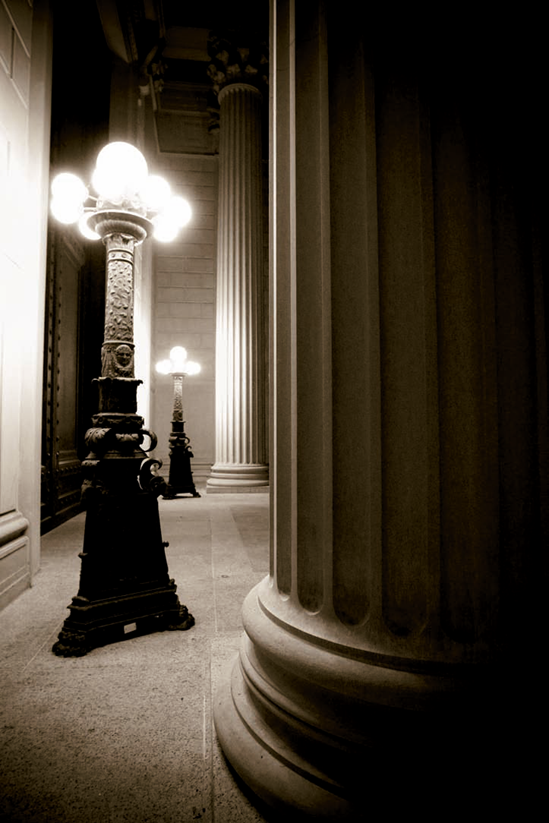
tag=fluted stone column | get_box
[207,79,268,491]
[213,2,547,817]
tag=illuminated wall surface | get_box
[151,152,217,485]
[0,0,51,605]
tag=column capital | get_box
[206,30,268,130]
[218,82,263,105]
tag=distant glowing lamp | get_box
[156,346,201,377]
[155,346,201,499]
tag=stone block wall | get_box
[150,153,217,485]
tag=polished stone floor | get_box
[0,491,270,823]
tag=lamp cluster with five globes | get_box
[156,346,201,377]
[50,141,192,243]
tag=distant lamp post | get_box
[156,347,201,499]
[49,142,194,657]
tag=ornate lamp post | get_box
[49,142,194,656]
[156,347,201,499]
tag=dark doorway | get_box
[40,0,110,533]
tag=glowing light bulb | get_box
[92,142,148,202]
[50,172,88,224]
[152,215,180,242]
[91,167,125,204]
[155,360,172,375]
[78,212,101,240]
[50,197,84,225]
[165,195,192,227]
[140,175,171,211]
[169,346,188,371]
[185,361,201,376]
[51,172,88,203]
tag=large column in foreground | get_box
[214,2,547,817]
[207,78,268,491]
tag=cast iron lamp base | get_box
[162,421,200,499]
[52,382,195,657]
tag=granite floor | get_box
[0,490,271,823]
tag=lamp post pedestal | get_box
[52,408,194,657]
[156,363,201,499]
[52,217,195,657]
[162,420,200,499]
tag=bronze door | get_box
[41,228,104,534]
[41,228,86,532]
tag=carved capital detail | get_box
[207,30,268,130]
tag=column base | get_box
[215,662,353,820]
[214,581,509,820]
[207,463,269,493]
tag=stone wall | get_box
[0,0,52,606]
[150,153,217,485]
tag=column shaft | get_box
[214,2,547,817]
[208,83,268,490]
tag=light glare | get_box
[51,172,88,203]
[51,197,84,225]
[165,195,192,227]
[170,346,187,361]
[49,144,192,244]
[156,360,172,375]
[78,212,101,240]
[140,175,171,211]
[152,216,179,242]
[91,167,125,204]
[156,347,200,376]
[92,142,148,201]
[170,346,188,371]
